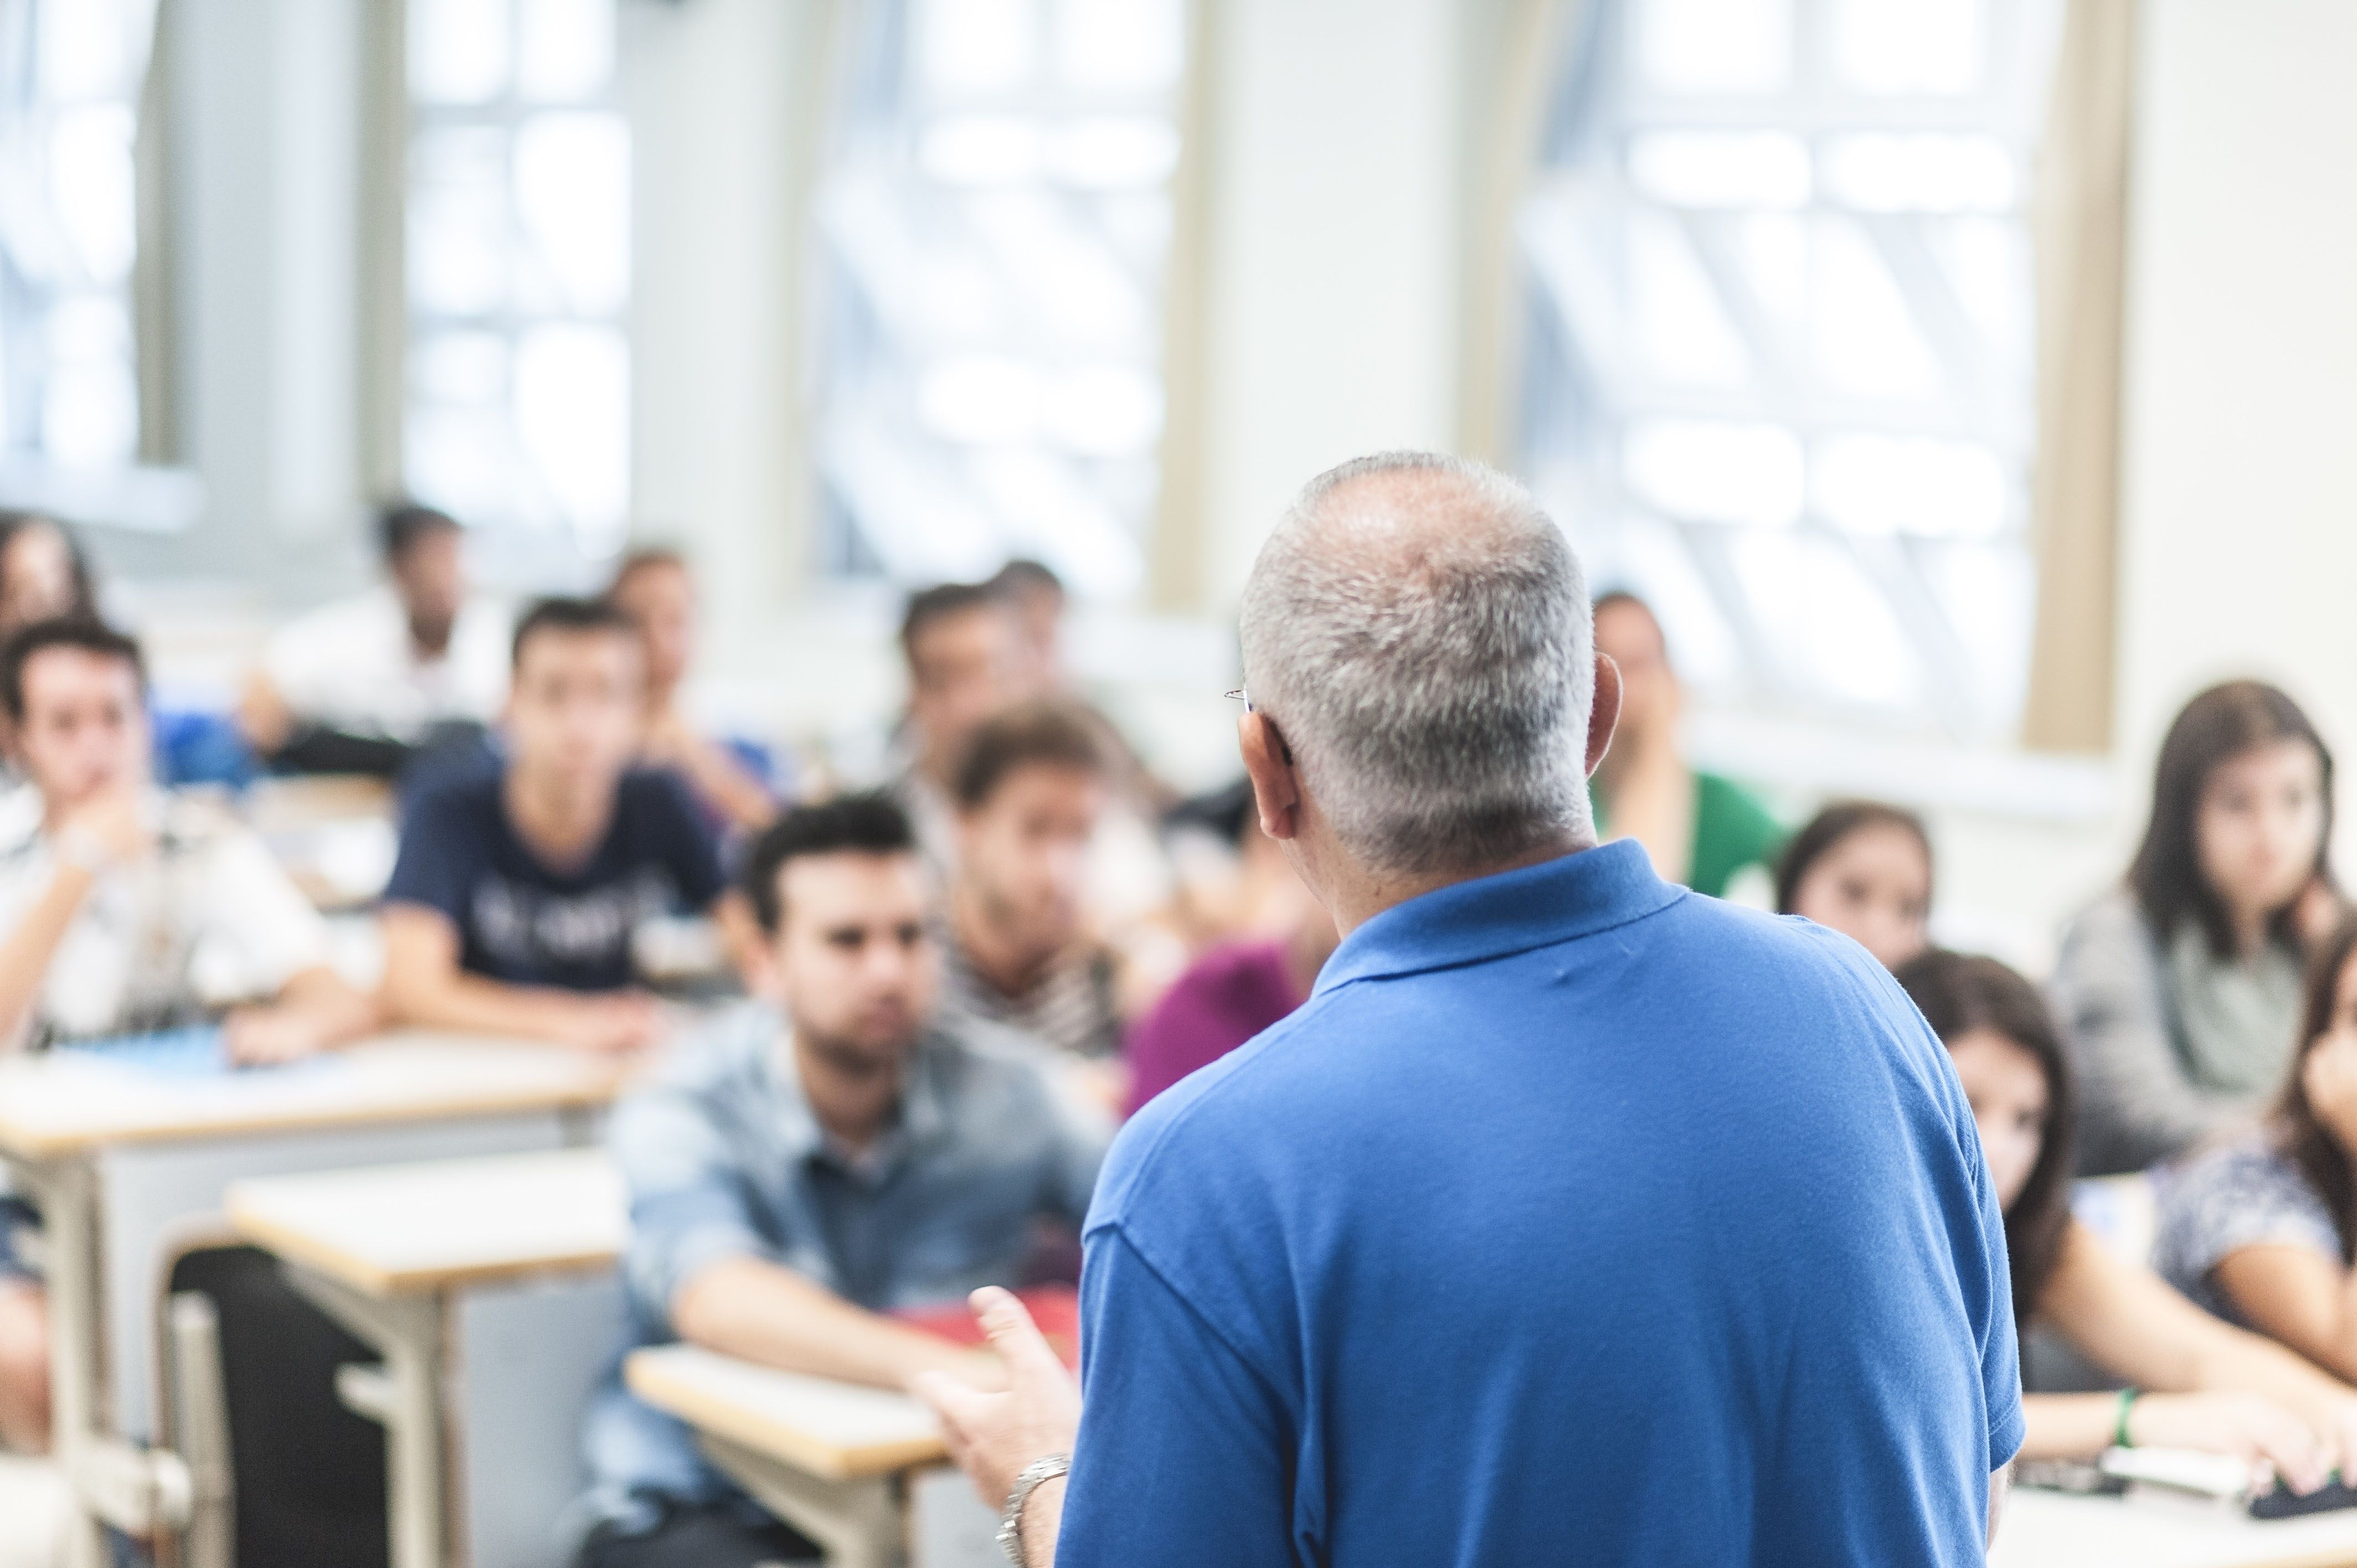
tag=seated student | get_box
[2155,916,2357,1389]
[888,582,1031,870]
[0,513,95,637]
[0,619,378,1458]
[937,699,1125,1061]
[378,598,728,1053]
[1775,800,1934,972]
[2055,682,2342,1175]
[604,548,778,836]
[240,502,510,776]
[1588,590,1781,900]
[1124,870,1337,1117]
[576,793,1106,1568]
[1899,950,2357,1484]
[989,557,1067,692]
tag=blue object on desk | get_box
[153,709,260,790]
[57,1025,231,1077]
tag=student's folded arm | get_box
[2042,1222,2357,1430]
[666,1255,995,1393]
[377,902,594,1045]
[0,862,99,1048]
[2212,1245,2357,1386]
[274,965,382,1046]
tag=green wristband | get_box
[2113,1386,2140,1450]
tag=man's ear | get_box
[1585,654,1623,778]
[1238,710,1303,843]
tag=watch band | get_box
[997,1451,1072,1566]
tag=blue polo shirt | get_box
[1062,840,2020,1567]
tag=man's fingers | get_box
[910,1371,982,1454]
[970,1287,1066,1383]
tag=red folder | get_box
[893,1285,1081,1370]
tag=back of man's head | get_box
[1237,452,1593,876]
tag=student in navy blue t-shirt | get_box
[917,453,2021,1567]
[380,597,729,1053]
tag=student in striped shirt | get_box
[936,700,1125,1063]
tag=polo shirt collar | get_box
[1313,838,1681,996]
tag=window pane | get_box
[1813,434,2006,539]
[517,0,614,101]
[1628,132,1809,210]
[920,115,1048,185]
[1829,0,1984,95]
[409,128,512,317]
[1052,0,1182,93]
[411,0,512,105]
[1821,134,2015,214]
[818,2,1187,594]
[1625,419,1802,528]
[1634,0,1792,95]
[49,104,137,284]
[1727,529,1922,710]
[3,0,153,474]
[916,0,1041,94]
[1628,214,1748,389]
[513,112,631,314]
[1809,218,1939,400]
[514,323,629,545]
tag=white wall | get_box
[1198,0,1467,605]
[2116,0,2357,857]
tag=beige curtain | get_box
[1457,0,1580,467]
[1145,0,1218,613]
[2021,0,2139,754]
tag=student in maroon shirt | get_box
[1123,879,1337,1116]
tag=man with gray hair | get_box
[919,453,2021,1565]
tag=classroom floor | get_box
[0,1454,64,1568]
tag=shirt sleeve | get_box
[204,830,332,993]
[1964,1122,2026,1471]
[381,785,476,925]
[2054,898,2243,1171]
[2157,1146,2341,1290]
[611,1069,786,1324]
[1057,1225,1297,1568]
[639,771,727,911]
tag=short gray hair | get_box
[1237,452,1595,875]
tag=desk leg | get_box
[697,1434,903,1568]
[284,1269,446,1568]
[9,1153,110,1568]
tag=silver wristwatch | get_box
[997,1452,1072,1565]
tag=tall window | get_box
[0,0,152,477]
[1519,0,2058,739]
[403,0,630,558]
[812,0,1186,597]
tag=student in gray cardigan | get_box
[2054,682,2340,1176]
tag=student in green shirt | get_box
[1589,591,1782,899]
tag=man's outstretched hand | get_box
[912,1286,1082,1535]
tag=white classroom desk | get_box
[227,1149,630,1568]
[624,1344,1000,1568]
[1993,1487,2357,1568]
[0,1033,624,1568]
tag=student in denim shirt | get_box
[575,793,1107,1568]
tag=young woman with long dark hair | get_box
[1898,950,2356,1481]
[2157,917,2357,1390]
[1776,801,1933,972]
[2054,682,2341,1174]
